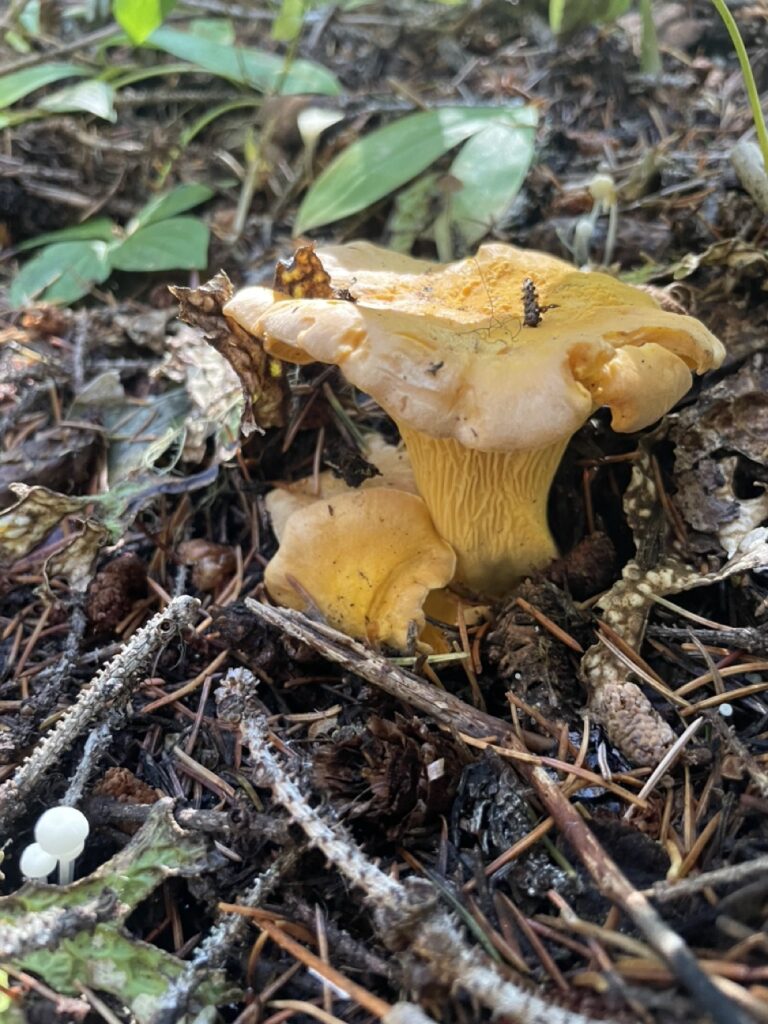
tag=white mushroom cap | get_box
[35,807,90,857]
[19,843,58,880]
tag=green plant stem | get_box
[710,0,768,173]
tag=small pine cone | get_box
[86,553,147,631]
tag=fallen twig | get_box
[245,597,750,1024]
[236,698,616,1024]
[0,596,201,833]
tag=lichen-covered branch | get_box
[0,596,200,832]
[235,697,616,1024]
[581,452,768,766]
[0,892,116,958]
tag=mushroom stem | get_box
[398,426,569,595]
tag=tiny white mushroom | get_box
[34,806,90,885]
[19,843,57,881]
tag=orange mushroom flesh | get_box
[225,243,725,596]
[264,488,456,649]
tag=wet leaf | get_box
[164,324,243,463]
[37,80,116,121]
[43,520,110,594]
[0,485,90,562]
[9,240,111,307]
[108,216,209,271]
[295,105,537,235]
[172,272,286,434]
[148,25,341,96]
[71,378,191,485]
[0,423,100,509]
[0,63,90,108]
[670,238,768,283]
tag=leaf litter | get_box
[2,4,768,1023]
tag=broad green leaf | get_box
[188,17,236,43]
[437,111,537,253]
[37,80,116,121]
[148,25,341,96]
[113,0,177,43]
[109,216,209,271]
[0,62,90,109]
[16,217,117,252]
[295,105,536,235]
[9,241,111,307]
[129,182,214,231]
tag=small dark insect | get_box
[426,360,444,375]
[521,277,558,328]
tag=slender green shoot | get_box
[710,0,768,172]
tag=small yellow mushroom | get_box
[226,242,725,597]
[264,488,456,650]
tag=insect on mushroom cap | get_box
[230,241,725,453]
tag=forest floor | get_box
[2,3,768,1023]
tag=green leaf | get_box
[549,0,566,33]
[295,105,536,235]
[272,0,306,42]
[113,0,177,43]
[109,216,209,271]
[438,112,537,252]
[37,80,116,121]
[10,241,111,307]
[129,182,214,231]
[0,62,90,109]
[550,0,630,35]
[16,217,117,252]
[187,16,236,43]
[147,24,341,95]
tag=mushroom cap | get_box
[35,806,90,856]
[19,843,58,879]
[264,488,456,650]
[265,436,416,540]
[225,242,725,452]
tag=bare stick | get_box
[245,598,750,1024]
[0,596,201,832]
